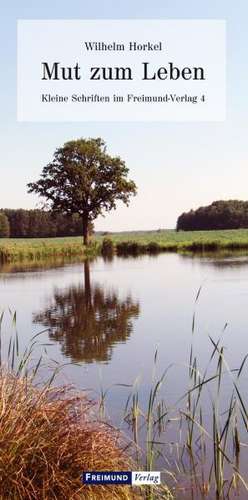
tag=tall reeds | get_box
[0,312,140,500]
[123,288,248,498]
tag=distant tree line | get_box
[177,200,248,231]
[0,209,91,238]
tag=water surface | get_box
[1,252,248,495]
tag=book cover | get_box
[0,1,247,499]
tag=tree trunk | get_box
[82,214,89,246]
[84,260,92,309]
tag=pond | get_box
[1,252,248,497]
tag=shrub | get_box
[101,237,115,256]
[146,242,160,254]
[116,241,145,256]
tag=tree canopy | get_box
[28,138,137,245]
[177,200,248,231]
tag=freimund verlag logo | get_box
[81,471,161,485]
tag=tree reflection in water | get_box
[33,261,140,363]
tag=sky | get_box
[0,1,247,231]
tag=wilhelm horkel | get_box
[83,41,163,51]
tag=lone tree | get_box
[27,138,137,245]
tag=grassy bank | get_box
[105,228,248,253]
[0,237,100,262]
[2,229,248,262]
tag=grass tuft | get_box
[0,370,138,499]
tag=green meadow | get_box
[0,237,93,262]
[1,228,248,262]
[103,228,248,248]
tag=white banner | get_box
[17,20,226,122]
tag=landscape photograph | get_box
[1,0,248,499]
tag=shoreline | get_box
[0,229,248,263]
[1,229,248,262]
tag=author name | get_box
[83,41,163,52]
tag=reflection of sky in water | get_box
[1,253,248,424]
